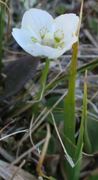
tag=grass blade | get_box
[73,70,88,180]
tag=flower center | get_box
[40,27,48,39]
[31,28,65,49]
[54,30,64,43]
[54,30,65,48]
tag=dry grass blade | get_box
[0,160,38,180]
[10,160,26,180]
[51,113,74,168]
[37,124,51,177]
[11,139,45,166]
[16,91,67,152]
[76,0,84,37]
[0,147,14,162]
[0,129,28,141]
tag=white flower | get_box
[12,8,79,59]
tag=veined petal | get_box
[21,8,54,38]
[12,28,39,50]
[12,28,77,59]
[54,13,79,36]
[25,35,77,59]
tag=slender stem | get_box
[64,42,78,150]
[37,58,50,100]
[33,58,50,115]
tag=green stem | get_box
[37,58,50,100]
[63,42,78,180]
[33,58,50,114]
[64,42,78,150]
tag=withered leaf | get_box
[0,160,38,180]
[0,55,39,101]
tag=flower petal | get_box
[12,28,40,51]
[21,8,54,38]
[54,13,79,36]
[25,36,77,59]
[12,28,77,59]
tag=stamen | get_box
[31,37,38,43]
[40,27,48,39]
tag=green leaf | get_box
[88,16,98,34]
[73,71,88,180]
[63,42,78,180]
[87,115,98,153]
[86,174,98,180]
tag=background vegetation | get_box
[0,0,98,179]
